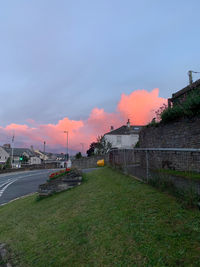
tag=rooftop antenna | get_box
[188,70,200,85]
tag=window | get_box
[116,136,121,145]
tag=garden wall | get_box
[72,155,109,169]
[139,116,200,148]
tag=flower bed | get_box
[38,168,82,197]
[49,168,71,180]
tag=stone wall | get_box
[139,116,200,148]
[72,155,109,169]
[138,150,200,172]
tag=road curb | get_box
[0,192,36,207]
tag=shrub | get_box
[160,90,200,123]
[161,105,184,122]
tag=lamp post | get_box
[43,141,46,168]
[11,134,15,168]
[80,143,84,155]
[64,131,69,160]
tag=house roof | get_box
[4,148,36,157]
[104,125,143,135]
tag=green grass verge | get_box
[0,167,200,266]
[155,168,200,181]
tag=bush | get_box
[161,105,184,122]
[160,90,200,123]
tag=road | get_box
[0,168,98,205]
[0,169,58,205]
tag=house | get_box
[4,148,41,167]
[0,147,9,165]
[34,150,49,161]
[168,78,200,107]
[104,120,143,149]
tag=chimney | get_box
[110,126,114,131]
[127,119,130,128]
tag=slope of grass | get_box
[0,167,200,266]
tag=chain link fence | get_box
[109,148,200,196]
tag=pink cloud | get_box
[0,88,167,153]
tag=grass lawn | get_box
[0,167,200,266]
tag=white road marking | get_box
[0,179,12,188]
[0,179,18,197]
[0,169,58,199]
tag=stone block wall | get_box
[72,155,109,169]
[139,150,200,172]
[139,116,200,148]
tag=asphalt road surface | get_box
[0,169,58,205]
[0,168,99,205]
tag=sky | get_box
[0,0,200,154]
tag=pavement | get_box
[0,168,99,205]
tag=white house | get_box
[34,150,49,161]
[4,147,41,167]
[104,120,143,149]
[0,147,9,164]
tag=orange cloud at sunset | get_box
[118,88,167,125]
[0,89,167,153]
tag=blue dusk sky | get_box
[0,0,200,152]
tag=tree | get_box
[95,135,112,155]
[86,142,98,157]
[75,152,82,159]
[87,136,112,157]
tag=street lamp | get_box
[80,143,84,155]
[43,141,46,167]
[64,131,69,160]
[11,134,15,168]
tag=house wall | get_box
[0,147,9,163]
[30,157,42,165]
[105,134,139,149]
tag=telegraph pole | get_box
[43,141,46,168]
[188,70,200,85]
[64,131,69,160]
[11,134,15,168]
[80,143,84,155]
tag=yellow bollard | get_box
[97,159,104,167]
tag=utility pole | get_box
[80,143,84,155]
[188,70,200,85]
[64,131,69,160]
[11,134,15,168]
[43,141,46,168]
[188,70,193,85]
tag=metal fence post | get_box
[146,149,149,182]
[123,149,127,173]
